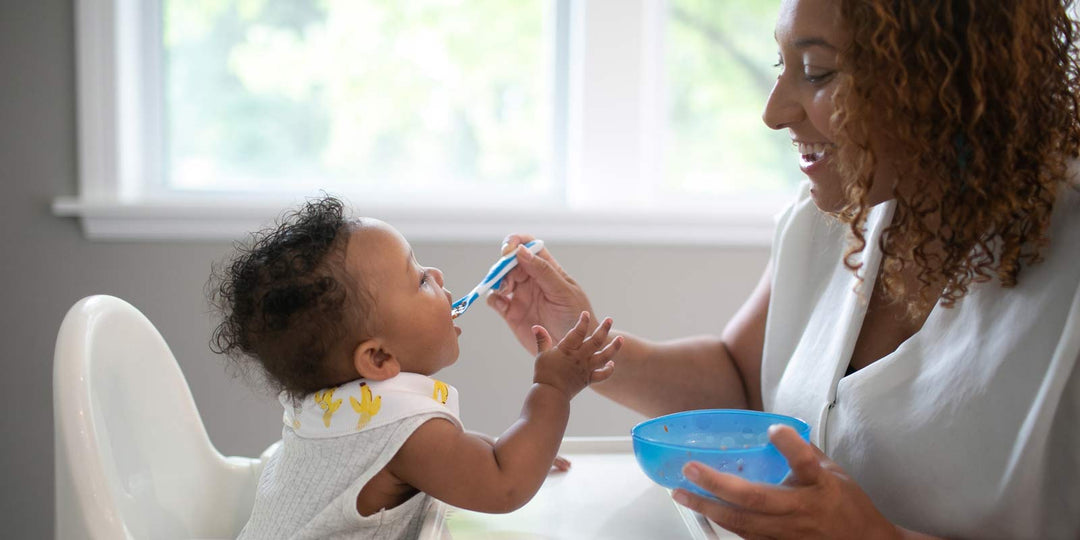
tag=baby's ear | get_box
[352,339,400,381]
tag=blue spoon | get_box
[450,240,545,319]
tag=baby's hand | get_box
[552,455,571,472]
[532,312,622,400]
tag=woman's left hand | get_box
[672,425,900,540]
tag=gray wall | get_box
[0,1,769,537]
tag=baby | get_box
[209,196,622,539]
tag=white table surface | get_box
[419,437,738,540]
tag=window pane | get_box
[164,0,552,200]
[664,0,799,198]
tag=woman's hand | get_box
[672,425,902,540]
[487,233,598,351]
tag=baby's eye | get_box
[419,269,430,287]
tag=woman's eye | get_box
[805,70,835,84]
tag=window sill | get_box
[52,196,781,246]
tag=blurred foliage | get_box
[666,0,801,196]
[165,0,546,191]
[164,0,797,199]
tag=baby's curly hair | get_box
[208,196,371,401]
[831,0,1080,317]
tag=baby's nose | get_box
[429,267,446,287]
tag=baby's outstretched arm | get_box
[387,313,621,513]
[466,430,572,472]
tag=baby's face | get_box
[345,219,461,375]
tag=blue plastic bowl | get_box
[632,409,810,497]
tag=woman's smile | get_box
[795,140,833,176]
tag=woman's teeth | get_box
[797,142,830,163]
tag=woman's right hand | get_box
[487,233,597,352]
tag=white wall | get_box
[0,1,769,537]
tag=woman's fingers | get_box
[514,244,566,289]
[680,462,797,515]
[502,232,564,270]
[486,290,510,316]
[671,490,786,539]
[501,233,536,255]
[769,425,823,485]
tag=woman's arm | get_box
[588,333,747,416]
[490,233,772,416]
[592,263,771,416]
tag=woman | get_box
[488,0,1080,538]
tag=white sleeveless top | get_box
[762,181,1080,539]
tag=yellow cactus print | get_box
[350,382,382,430]
[432,379,450,404]
[313,389,342,428]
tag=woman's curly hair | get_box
[208,196,371,401]
[830,0,1080,317]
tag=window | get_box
[664,0,798,200]
[57,0,792,244]
[164,0,555,205]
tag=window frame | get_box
[55,0,785,245]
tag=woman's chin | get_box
[808,182,845,213]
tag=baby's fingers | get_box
[587,336,622,385]
[591,335,622,367]
[533,325,553,354]
[590,360,616,384]
[557,311,590,351]
[584,317,613,351]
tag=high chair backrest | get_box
[53,295,274,539]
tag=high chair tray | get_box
[418,436,738,539]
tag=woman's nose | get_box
[761,76,803,131]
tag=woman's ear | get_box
[352,339,400,381]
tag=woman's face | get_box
[762,0,850,211]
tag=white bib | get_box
[281,372,462,439]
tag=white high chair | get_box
[53,295,278,539]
